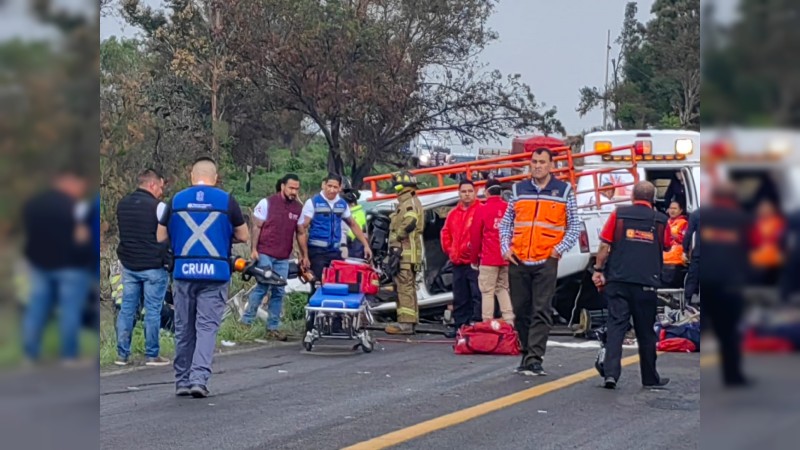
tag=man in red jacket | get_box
[441,180,481,336]
[470,179,515,324]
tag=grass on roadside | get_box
[0,309,99,370]
[98,291,310,367]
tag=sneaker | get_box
[114,357,130,366]
[643,377,670,389]
[520,362,547,376]
[267,330,288,342]
[513,365,525,374]
[145,356,171,367]
[190,385,209,398]
[175,387,191,397]
[603,377,617,389]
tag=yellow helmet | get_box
[392,171,418,191]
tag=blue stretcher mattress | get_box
[308,284,365,309]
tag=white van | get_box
[577,130,701,253]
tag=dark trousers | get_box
[452,264,481,328]
[703,282,746,385]
[348,239,365,260]
[308,247,342,289]
[306,247,342,331]
[603,282,660,385]
[510,259,558,365]
[684,253,700,301]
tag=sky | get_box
[94,0,728,152]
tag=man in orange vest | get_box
[499,148,580,376]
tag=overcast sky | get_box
[99,1,656,138]
[95,1,727,150]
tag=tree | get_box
[644,0,700,128]
[122,0,240,159]
[577,0,700,130]
[231,0,561,187]
[577,2,646,129]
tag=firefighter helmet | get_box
[341,176,360,204]
[392,171,418,191]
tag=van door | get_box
[682,166,699,212]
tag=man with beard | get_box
[241,174,306,340]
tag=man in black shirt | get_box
[114,169,171,367]
[701,183,750,387]
[22,168,93,364]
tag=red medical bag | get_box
[454,321,521,356]
[322,260,380,295]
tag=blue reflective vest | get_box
[308,194,348,251]
[168,186,233,282]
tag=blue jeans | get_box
[116,267,169,358]
[241,254,289,330]
[23,266,92,360]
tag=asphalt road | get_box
[100,334,700,450]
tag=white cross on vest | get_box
[177,211,221,257]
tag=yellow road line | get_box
[342,354,642,450]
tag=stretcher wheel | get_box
[360,333,374,353]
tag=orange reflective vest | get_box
[749,215,785,268]
[663,215,688,266]
[510,178,570,263]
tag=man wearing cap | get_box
[385,171,425,335]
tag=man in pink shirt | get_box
[470,179,515,323]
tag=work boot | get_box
[385,323,414,335]
[267,330,288,342]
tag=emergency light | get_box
[593,141,612,152]
[675,139,693,155]
[634,140,652,155]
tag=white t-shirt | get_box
[156,202,167,221]
[298,192,352,226]
[252,197,304,224]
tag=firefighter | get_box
[384,171,425,335]
[592,181,670,390]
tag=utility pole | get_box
[602,29,611,130]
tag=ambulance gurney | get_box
[303,283,375,353]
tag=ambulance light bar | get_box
[602,154,686,162]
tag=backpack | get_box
[454,321,520,356]
[323,260,380,295]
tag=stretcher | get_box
[303,283,375,353]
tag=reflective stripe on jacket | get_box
[510,178,570,263]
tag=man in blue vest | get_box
[157,157,250,398]
[298,174,372,284]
